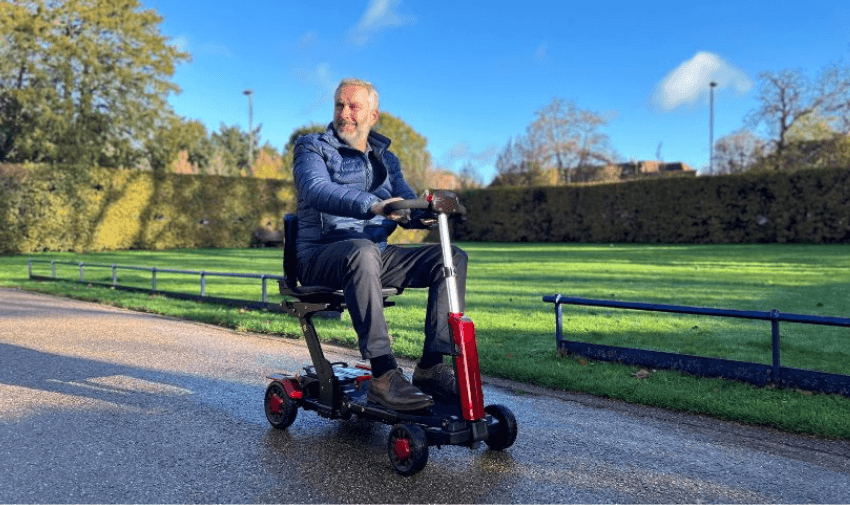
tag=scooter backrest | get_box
[282,214,299,289]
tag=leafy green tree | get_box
[146,117,211,173]
[286,122,328,149]
[785,113,840,143]
[210,123,261,176]
[373,111,432,193]
[0,0,189,166]
[281,123,326,175]
[252,143,286,180]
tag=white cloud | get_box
[442,141,499,168]
[534,42,549,63]
[448,142,471,160]
[652,51,753,111]
[198,42,233,58]
[350,0,415,46]
[296,62,333,87]
[167,35,232,58]
[171,35,190,53]
[295,63,336,114]
[298,31,318,51]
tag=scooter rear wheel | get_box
[264,381,298,429]
[387,423,429,476]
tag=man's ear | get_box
[369,108,379,127]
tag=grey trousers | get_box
[297,239,468,359]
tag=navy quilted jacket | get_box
[292,124,417,260]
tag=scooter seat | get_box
[280,284,400,301]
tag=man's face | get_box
[333,85,378,149]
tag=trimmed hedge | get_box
[0,164,295,253]
[454,167,850,244]
[4,164,849,253]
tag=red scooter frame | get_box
[428,193,486,421]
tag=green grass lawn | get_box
[3,242,850,438]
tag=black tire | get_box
[484,404,517,450]
[264,381,298,429]
[387,423,429,476]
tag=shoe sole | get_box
[412,380,458,400]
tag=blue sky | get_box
[146,0,850,182]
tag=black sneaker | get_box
[368,368,434,411]
[413,362,458,398]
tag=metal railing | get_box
[28,259,287,312]
[543,294,850,397]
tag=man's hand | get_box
[371,197,410,223]
[417,190,437,227]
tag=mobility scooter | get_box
[263,192,517,476]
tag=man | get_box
[292,78,468,411]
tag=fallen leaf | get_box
[632,368,653,380]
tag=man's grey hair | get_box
[335,78,380,111]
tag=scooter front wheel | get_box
[387,423,429,476]
[484,404,517,450]
[264,381,298,429]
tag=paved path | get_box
[1,287,849,503]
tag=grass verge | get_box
[3,243,850,439]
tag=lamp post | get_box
[243,89,254,170]
[709,81,717,175]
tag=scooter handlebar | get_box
[382,198,430,214]
[428,190,466,216]
[383,191,466,217]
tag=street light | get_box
[243,89,254,170]
[709,81,717,175]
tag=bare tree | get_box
[529,98,617,183]
[747,63,850,169]
[457,161,484,189]
[494,136,521,179]
[712,129,765,174]
[492,134,551,187]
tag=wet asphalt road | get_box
[1,287,849,503]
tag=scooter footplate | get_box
[301,363,371,384]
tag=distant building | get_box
[430,170,462,190]
[575,161,696,183]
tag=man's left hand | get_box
[371,197,410,223]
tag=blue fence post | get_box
[554,295,564,347]
[79,262,85,282]
[200,271,206,298]
[152,267,157,293]
[771,309,781,384]
[28,259,32,278]
[51,260,56,278]
[261,275,268,304]
[112,265,118,286]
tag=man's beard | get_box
[335,121,370,148]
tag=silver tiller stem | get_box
[437,213,461,314]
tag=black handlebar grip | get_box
[383,199,430,214]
